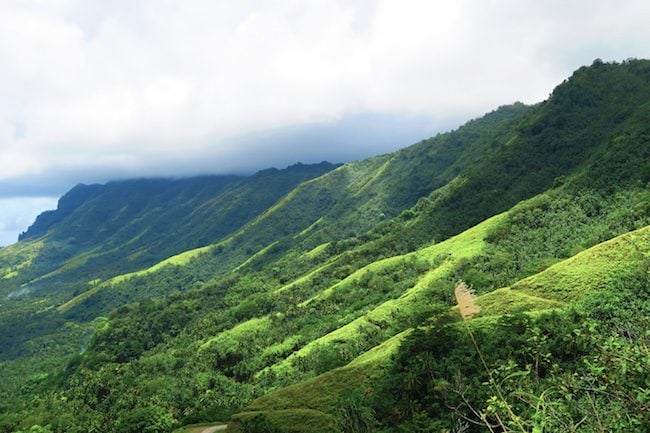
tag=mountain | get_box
[13,162,338,283]
[0,163,337,391]
[0,59,648,433]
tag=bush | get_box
[240,414,285,433]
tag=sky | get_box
[1,0,650,246]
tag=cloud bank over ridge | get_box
[1,0,650,244]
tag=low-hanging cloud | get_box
[2,0,650,190]
[1,0,650,244]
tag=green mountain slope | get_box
[0,163,337,404]
[233,225,649,433]
[0,59,649,433]
[9,162,337,288]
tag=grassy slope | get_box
[197,177,649,395]
[57,168,645,433]
[12,163,336,289]
[45,103,534,321]
[229,225,649,433]
[256,213,507,377]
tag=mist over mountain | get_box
[0,112,453,247]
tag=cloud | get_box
[1,0,650,244]
[1,1,649,189]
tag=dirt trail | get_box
[199,424,228,433]
[199,425,227,433]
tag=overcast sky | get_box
[1,0,650,245]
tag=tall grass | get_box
[454,281,480,320]
[454,281,527,433]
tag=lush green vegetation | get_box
[0,59,649,433]
[0,162,337,402]
[235,227,649,432]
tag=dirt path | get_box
[199,426,227,433]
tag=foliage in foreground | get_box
[232,225,649,433]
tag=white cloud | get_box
[1,0,649,245]
[0,0,649,187]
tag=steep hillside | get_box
[0,163,337,402]
[0,59,649,433]
[232,226,649,433]
[8,162,336,289]
[19,174,645,432]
